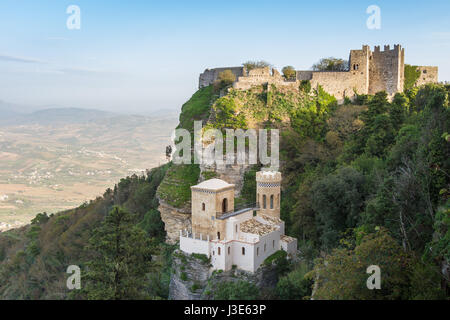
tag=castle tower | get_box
[256,171,281,219]
[191,179,235,240]
[369,44,405,97]
[348,45,371,95]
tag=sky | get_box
[0,0,449,114]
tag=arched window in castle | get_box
[263,195,267,209]
[217,232,221,240]
[270,195,274,209]
[353,64,359,71]
[202,203,205,211]
[222,198,228,213]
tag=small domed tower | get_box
[256,170,281,218]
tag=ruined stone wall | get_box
[233,67,298,91]
[415,66,438,87]
[199,67,244,88]
[199,45,437,103]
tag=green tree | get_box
[83,206,153,300]
[276,262,312,299]
[310,229,412,300]
[138,209,166,242]
[214,70,236,91]
[312,57,348,71]
[404,64,421,91]
[282,66,296,80]
[212,97,247,129]
[214,280,259,300]
[242,60,271,71]
[311,167,366,249]
[390,93,409,131]
[299,80,311,93]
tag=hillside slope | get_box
[0,81,448,300]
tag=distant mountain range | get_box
[0,100,177,126]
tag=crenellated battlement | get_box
[256,171,282,183]
[198,44,438,102]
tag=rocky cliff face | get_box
[169,249,278,300]
[200,161,251,197]
[158,201,191,245]
[169,249,211,300]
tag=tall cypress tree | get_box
[83,206,152,300]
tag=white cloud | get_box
[0,54,44,64]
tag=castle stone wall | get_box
[415,66,438,87]
[296,70,313,81]
[233,67,298,91]
[309,71,359,100]
[199,67,244,88]
[199,45,438,102]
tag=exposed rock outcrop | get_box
[169,249,211,300]
[158,201,191,244]
[200,159,251,197]
[169,249,278,300]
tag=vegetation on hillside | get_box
[0,165,171,299]
[0,80,448,300]
[213,70,236,92]
[177,85,218,132]
[404,64,421,90]
[280,84,449,299]
[156,163,200,208]
[158,85,218,209]
[282,66,296,80]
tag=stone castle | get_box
[199,44,438,101]
[179,170,297,272]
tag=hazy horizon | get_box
[1,0,449,114]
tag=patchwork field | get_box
[0,113,177,230]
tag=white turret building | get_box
[179,170,297,272]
